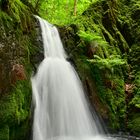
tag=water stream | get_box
[31,16,124,140]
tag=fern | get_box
[88,55,126,70]
[78,30,108,46]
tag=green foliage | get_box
[0,80,31,139]
[0,11,13,29]
[70,0,129,129]
[39,0,98,25]
[10,0,27,20]
[0,1,36,139]
[129,44,140,71]
[13,81,31,122]
[0,80,31,124]
[78,29,112,58]
[78,30,108,45]
[0,0,32,33]
[0,0,140,136]
[88,55,126,71]
[129,72,140,108]
[9,81,32,140]
[130,92,140,108]
[0,125,9,140]
[128,113,140,136]
[86,54,127,128]
[88,62,106,102]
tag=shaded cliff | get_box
[59,0,140,136]
[0,1,43,139]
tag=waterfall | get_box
[32,16,113,140]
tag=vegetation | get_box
[0,0,140,139]
[58,0,140,134]
[38,0,97,25]
[0,1,40,139]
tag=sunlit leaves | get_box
[88,55,126,70]
[39,0,97,25]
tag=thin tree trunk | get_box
[74,0,77,16]
[65,0,69,12]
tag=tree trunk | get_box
[74,0,77,16]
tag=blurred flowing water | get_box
[31,16,138,140]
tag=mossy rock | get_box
[0,1,43,139]
[0,125,9,140]
[128,113,140,136]
[60,0,140,133]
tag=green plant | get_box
[88,55,126,71]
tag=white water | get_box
[32,16,113,140]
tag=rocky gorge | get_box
[0,0,140,139]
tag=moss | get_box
[129,72,140,108]
[0,11,13,30]
[0,79,32,139]
[0,0,139,137]
[0,125,9,140]
[68,0,140,132]
[87,56,127,129]
[115,30,129,53]
[129,45,140,71]
[60,0,139,131]
[9,80,32,140]
[128,113,140,136]
[0,1,40,139]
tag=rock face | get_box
[0,6,43,139]
[0,0,140,139]
[59,0,140,136]
[11,64,27,84]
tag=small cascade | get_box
[32,16,114,140]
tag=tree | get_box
[74,0,77,16]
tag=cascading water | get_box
[32,16,113,140]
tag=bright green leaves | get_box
[78,30,102,42]
[0,0,32,32]
[39,0,97,25]
[88,55,126,70]
[78,30,108,48]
